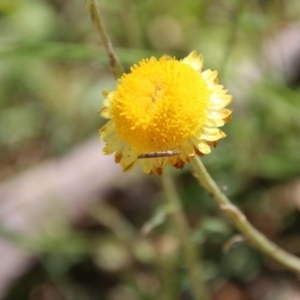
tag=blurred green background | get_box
[1,0,300,299]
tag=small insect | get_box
[138,150,182,159]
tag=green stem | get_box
[191,156,300,275]
[86,0,124,79]
[161,172,210,300]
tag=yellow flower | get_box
[99,51,232,176]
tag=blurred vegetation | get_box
[1,0,300,299]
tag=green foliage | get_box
[220,244,262,281]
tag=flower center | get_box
[110,56,211,153]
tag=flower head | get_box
[99,51,232,175]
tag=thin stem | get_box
[191,156,300,275]
[161,172,210,300]
[86,0,124,79]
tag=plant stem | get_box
[191,156,300,275]
[86,0,124,79]
[161,172,210,300]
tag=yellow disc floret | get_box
[110,56,211,154]
[99,50,232,175]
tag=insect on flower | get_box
[138,150,183,159]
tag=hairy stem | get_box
[86,0,124,79]
[191,155,300,275]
